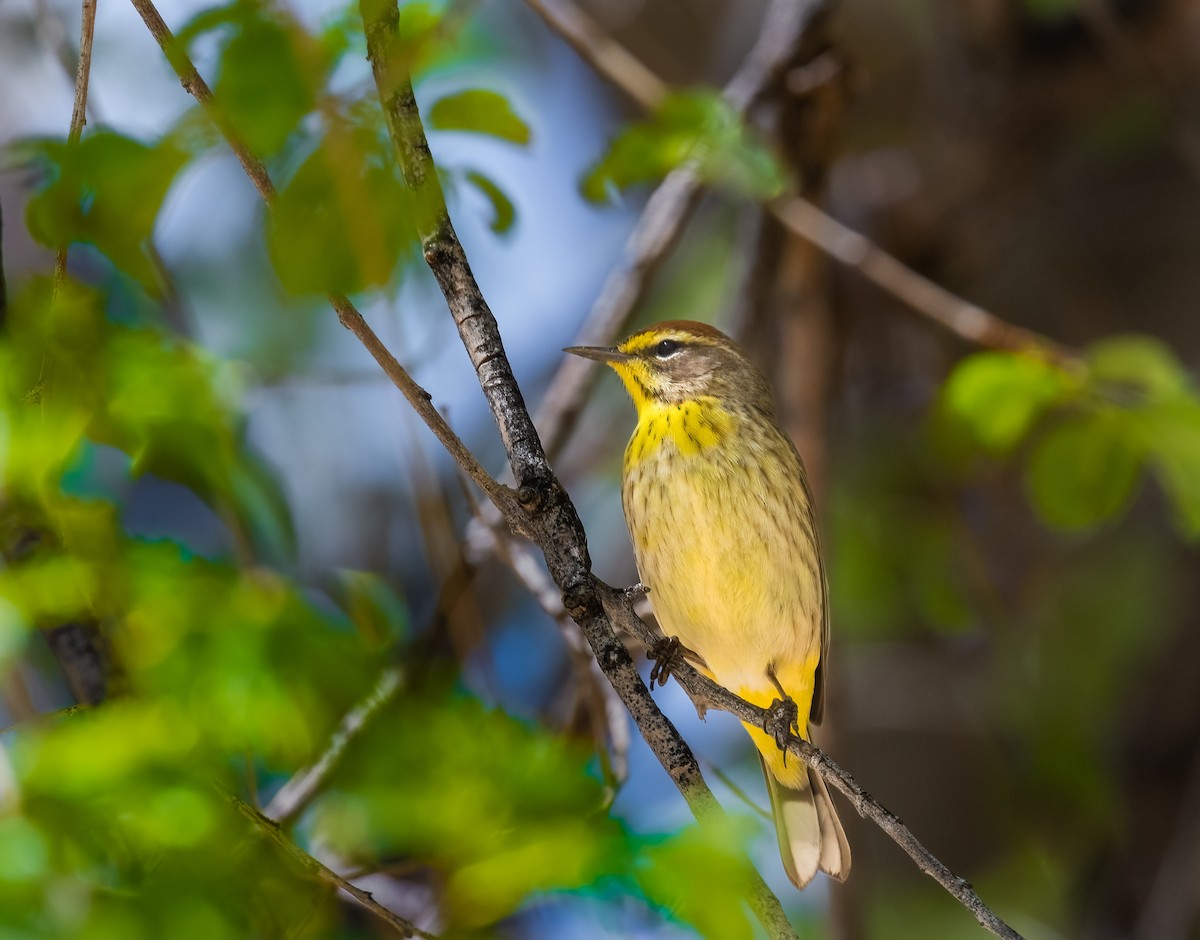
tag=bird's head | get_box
[565,320,773,415]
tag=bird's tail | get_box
[758,754,850,888]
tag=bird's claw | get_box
[648,636,683,689]
[763,696,800,766]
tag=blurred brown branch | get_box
[523,0,1078,368]
[229,792,435,938]
[52,0,95,292]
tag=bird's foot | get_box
[648,635,685,689]
[763,695,800,766]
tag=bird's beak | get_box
[564,345,632,364]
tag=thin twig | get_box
[523,0,1077,368]
[767,197,1076,363]
[465,517,630,786]
[265,667,405,825]
[597,582,1023,940]
[521,0,665,111]
[229,793,435,938]
[52,0,97,292]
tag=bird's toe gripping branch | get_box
[648,635,685,689]
[763,696,801,767]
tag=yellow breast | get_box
[623,397,733,472]
[620,399,824,709]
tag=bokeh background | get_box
[1,0,1199,937]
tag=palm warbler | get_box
[566,319,849,888]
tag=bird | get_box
[566,319,850,889]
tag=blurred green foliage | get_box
[0,271,763,938]
[428,89,532,144]
[941,336,1200,537]
[22,132,187,291]
[582,90,784,203]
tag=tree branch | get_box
[52,0,96,292]
[264,666,405,826]
[229,792,435,938]
[521,0,666,111]
[522,0,1078,368]
[360,6,800,938]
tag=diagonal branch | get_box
[523,0,1078,367]
[52,0,97,292]
[229,792,435,938]
[265,666,405,825]
[596,582,1022,940]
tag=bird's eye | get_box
[654,339,682,358]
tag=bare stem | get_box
[52,0,97,292]
[229,793,434,938]
[264,667,405,826]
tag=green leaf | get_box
[583,90,783,203]
[213,8,323,159]
[336,570,409,647]
[942,351,1074,453]
[23,132,188,291]
[266,121,416,296]
[176,1,242,47]
[463,170,516,233]
[1086,333,1190,402]
[636,820,756,940]
[427,89,531,145]
[1025,413,1143,531]
[1137,396,1200,539]
[318,691,622,928]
